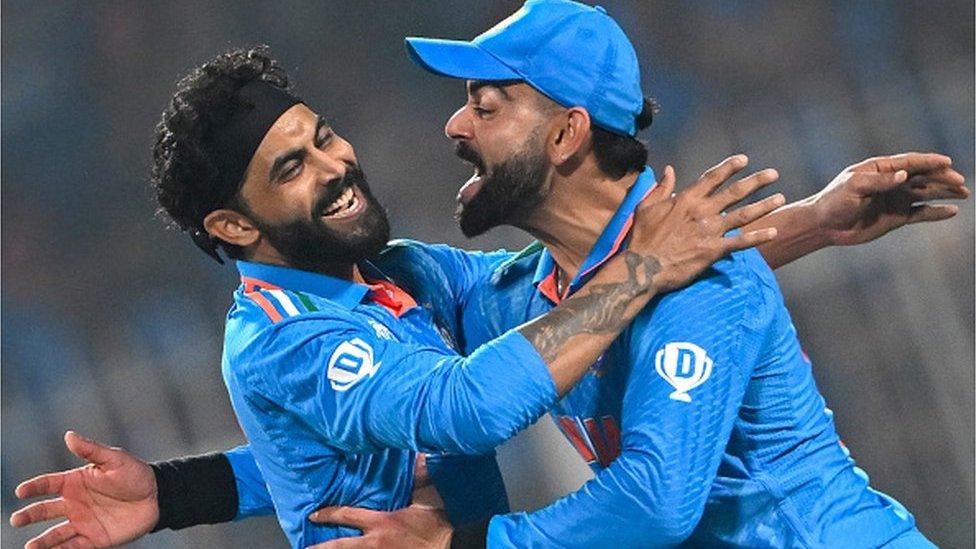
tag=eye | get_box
[473,106,495,118]
[315,127,335,148]
[282,161,303,181]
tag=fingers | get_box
[26,521,76,549]
[16,472,66,500]
[655,165,676,199]
[722,193,786,232]
[9,498,66,527]
[711,168,779,210]
[907,204,960,224]
[64,431,117,468]
[908,184,970,201]
[908,166,967,188]
[849,170,908,195]
[853,152,952,174]
[309,506,385,529]
[722,228,779,253]
[689,155,749,197]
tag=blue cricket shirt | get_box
[222,259,554,547]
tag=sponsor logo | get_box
[654,342,713,402]
[368,319,396,341]
[328,338,380,391]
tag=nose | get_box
[310,145,352,186]
[444,106,473,140]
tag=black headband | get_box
[194,80,302,263]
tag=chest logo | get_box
[654,342,713,403]
[328,338,380,391]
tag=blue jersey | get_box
[222,260,555,548]
[223,168,929,547]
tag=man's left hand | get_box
[812,152,968,246]
[306,504,452,549]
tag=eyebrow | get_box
[468,80,513,101]
[268,115,329,183]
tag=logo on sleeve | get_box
[367,319,397,341]
[654,342,713,403]
[328,338,381,391]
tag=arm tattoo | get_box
[518,251,661,363]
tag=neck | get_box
[249,246,366,283]
[519,159,639,282]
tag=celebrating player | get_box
[10,1,968,548]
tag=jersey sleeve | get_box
[378,240,512,317]
[223,445,276,520]
[486,259,776,547]
[228,313,557,456]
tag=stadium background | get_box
[2,1,972,547]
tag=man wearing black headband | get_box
[11,39,965,549]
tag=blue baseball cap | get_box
[405,0,644,137]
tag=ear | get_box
[203,208,261,249]
[547,107,591,168]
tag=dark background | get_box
[2,1,973,547]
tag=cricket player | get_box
[11,2,968,548]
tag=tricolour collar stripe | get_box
[246,291,284,323]
[267,289,302,317]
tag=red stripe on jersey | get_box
[584,418,612,467]
[246,291,284,323]
[557,416,596,463]
[601,415,622,462]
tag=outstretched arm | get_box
[751,152,967,269]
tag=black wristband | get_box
[450,517,490,549]
[150,452,239,531]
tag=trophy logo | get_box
[654,342,713,403]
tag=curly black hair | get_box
[150,45,290,262]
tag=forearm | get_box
[750,197,831,269]
[518,250,660,395]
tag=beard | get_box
[251,166,391,272]
[455,136,549,238]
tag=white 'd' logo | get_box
[328,338,380,391]
[654,342,713,403]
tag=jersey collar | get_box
[236,260,369,309]
[532,166,657,303]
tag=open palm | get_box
[10,431,159,549]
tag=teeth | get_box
[324,187,355,216]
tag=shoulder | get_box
[225,292,375,381]
[636,248,776,337]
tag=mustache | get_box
[313,165,367,216]
[454,141,485,173]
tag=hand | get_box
[811,152,968,246]
[9,431,159,549]
[306,504,452,549]
[631,154,784,291]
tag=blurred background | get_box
[2,1,973,547]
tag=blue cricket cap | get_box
[405,0,644,137]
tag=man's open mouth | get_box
[457,161,487,206]
[320,185,365,220]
